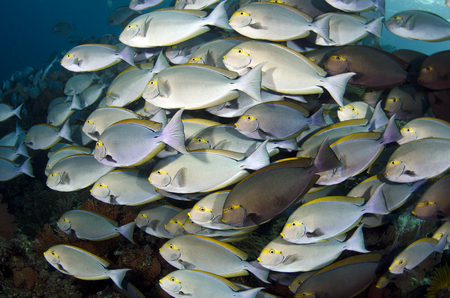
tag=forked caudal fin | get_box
[319,72,356,107]
[160,109,188,154]
[312,137,342,173]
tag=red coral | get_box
[0,202,17,239]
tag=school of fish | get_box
[3,0,450,297]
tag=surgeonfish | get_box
[143,63,264,110]
[412,174,450,221]
[119,1,232,48]
[135,205,182,238]
[24,120,73,150]
[90,169,164,205]
[222,40,355,107]
[0,122,25,147]
[129,0,165,10]
[257,225,369,272]
[82,107,140,141]
[397,117,450,145]
[229,2,332,42]
[389,234,448,274]
[149,141,270,194]
[0,103,22,122]
[174,0,220,9]
[295,254,381,298]
[325,0,385,15]
[160,235,270,282]
[159,269,264,298]
[47,94,83,126]
[221,138,342,228]
[57,209,136,242]
[234,102,326,141]
[385,10,450,42]
[45,146,92,176]
[94,109,187,167]
[107,6,135,26]
[0,141,29,161]
[385,138,450,183]
[0,157,34,181]
[52,22,75,35]
[78,83,107,108]
[46,154,114,192]
[383,84,423,120]
[417,50,450,90]
[281,184,389,244]
[337,101,374,122]
[43,244,130,289]
[315,14,384,46]
[61,44,136,72]
[64,73,98,96]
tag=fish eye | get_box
[170,277,176,282]
[269,249,276,254]
[169,244,174,249]
[229,206,235,211]
[200,207,206,212]
[424,201,429,206]
[246,116,252,120]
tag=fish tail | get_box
[246,260,271,283]
[243,140,270,171]
[118,46,136,68]
[71,94,84,110]
[15,122,25,137]
[152,52,171,74]
[368,101,389,131]
[118,222,136,243]
[239,287,265,298]
[204,0,232,30]
[19,158,34,178]
[107,268,131,289]
[58,120,73,143]
[234,62,265,102]
[312,137,342,173]
[364,183,389,215]
[13,103,23,120]
[344,224,369,253]
[379,116,402,145]
[160,109,188,154]
[366,17,384,39]
[311,14,332,43]
[150,108,167,127]
[16,140,29,158]
[307,105,327,127]
[319,72,356,107]
[375,0,385,15]
[435,231,449,253]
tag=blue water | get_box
[1,0,450,83]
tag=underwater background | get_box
[2,0,450,297]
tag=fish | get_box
[325,0,385,15]
[432,222,450,250]
[389,234,448,274]
[94,109,187,167]
[106,0,113,8]
[24,120,73,150]
[40,56,58,84]
[337,101,374,122]
[0,141,29,161]
[61,44,136,72]
[229,2,332,42]
[385,138,450,183]
[160,235,270,282]
[295,253,381,298]
[234,102,326,141]
[165,209,191,237]
[129,0,166,11]
[0,122,25,147]
[46,154,114,192]
[52,22,75,35]
[66,35,83,45]
[107,6,135,26]
[0,103,22,121]
[383,84,424,120]
[257,225,369,272]
[45,146,92,176]
[397,117,450,145]
[259,0,337,18]
[222,40,355,106]
[104,53,170,107]
[79,83,108,108]
[90,169,164,206]
[159,269,264,298]
[417,50,450,90]
[149,141,270,194]
[43,244,130,289]
[412,174,450,221]
[119,1,232,48]
[181,118,221,143]
[64,73,99,96]
[221,138,342,228]
[385,10,450,42]
[280,184,388,244]
[324,45,408,89]
[57,209,136,242]
[315,14,383,46]
[0,157,34,181]
[143,63,264,110]
[135,205,182,238]
[47,94,83,127]
[187,125,280,156]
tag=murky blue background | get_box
[0,0,450,83]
